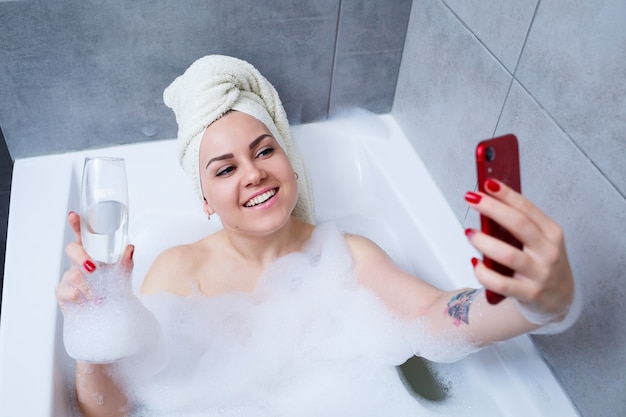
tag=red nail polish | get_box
[485,179,501,193]
[465,228,476,238]
[471,257,479,267]
[464,192,482,204]
[83,260,96,273]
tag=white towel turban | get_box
[163,55,314,224]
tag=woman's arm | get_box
[346,234,535,347]
[347,179,575,348]
[424,288,540,346]
[56,212,132,417]
[75,362,129,417]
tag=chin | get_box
[225,209,293,235]
[253,212,293,234]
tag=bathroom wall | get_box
[0,127,10,313]
[0,0,411,159]
[393,1,626,416]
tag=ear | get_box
[203,198,215,217]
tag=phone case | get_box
[476,134,522,304]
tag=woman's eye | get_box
[257,147,274,158]
[216,166,235,177]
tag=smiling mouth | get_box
[244,189,277,207]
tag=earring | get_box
[207,213,211,221]
[294,172,299,180]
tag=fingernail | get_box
[465,228,476,239]
[485,179,501,193]
[464,192,482,204]
[83,260,96,273]
[68,211,76,217]
[471,257,479,268]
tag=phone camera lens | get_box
[485,147,496,162]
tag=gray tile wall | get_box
[330,1,411,114]
[0,0,412,159]
[393,1,626,416]
[0,127,10,310]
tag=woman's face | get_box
[198,111,298,234]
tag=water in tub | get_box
[66,221,499,417]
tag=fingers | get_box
[56,268,95,310]
[66,241,97,273]
[470,256,539,303]
[59,240,98,311]
[466,196,548,258]
[466,229,537,279]
[120,244,135,275]
[60,213,136,314]
[480,179,564,245]
[66,212,134,274]
[466,181,565,260]
[464,179,575,317]
[68,211,82,245]
[67,211,98,272]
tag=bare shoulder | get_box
[140,241,206,296]
[344,233,394,269]
[344,232,441,318]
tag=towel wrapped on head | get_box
[163,55,315,224]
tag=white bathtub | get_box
[0,114,579,416]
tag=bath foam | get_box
[111,223,479,417]
[62,265,162,364]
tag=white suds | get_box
[102,223,488,416]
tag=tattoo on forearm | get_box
[445,289,480,326]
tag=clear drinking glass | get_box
[64,156,153,364]
[80,157,129,264]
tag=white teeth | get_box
[245,189,276,207]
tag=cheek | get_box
[277,155,295,179]
[202,177,238,207]
[199,174,211,200]
[200,175,219,204]
[283,163,300,201]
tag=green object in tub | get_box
[397,356,449,402]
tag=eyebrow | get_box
[248,134,271,150]
[205,134,272,169]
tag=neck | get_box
[222,217,313,268]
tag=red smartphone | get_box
[475,134,522,304]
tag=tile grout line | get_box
[514,79,626,202]
[439,0,513,78]
[492,0,541,138]
[506,0,626,203]
[326,0,343,118]
[438,0,519,224]
[390,0,415,111]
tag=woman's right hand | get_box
[55,211,135,312]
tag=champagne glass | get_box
[80,157,129,264]
[65,156,150,363]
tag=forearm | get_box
[430,288,540,347]
[75,361,128,417]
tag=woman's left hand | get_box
[464,179,575,324]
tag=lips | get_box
[244,188,277,207]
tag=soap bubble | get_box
[102,223,486,416]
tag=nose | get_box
[241,160,266,187]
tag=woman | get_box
[57,56,576,417]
